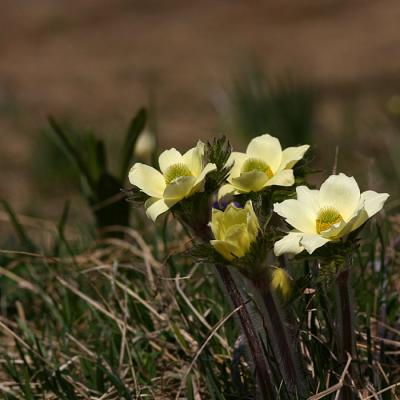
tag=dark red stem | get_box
[216,264,275,399]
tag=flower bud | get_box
[134,129,156,161]
[271,268,292,298]
[210,201,259,261]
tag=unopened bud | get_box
[271,267,292,298]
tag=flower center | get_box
[316,207,343,234]
[164,163,193,184]
[241,158,273,178]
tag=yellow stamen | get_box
[316,207,343,234]
[164,163,193,184]
[241,157,273,178]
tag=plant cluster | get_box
[129,133,392,399]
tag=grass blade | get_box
[119,108,146,181]
[47,116,96,196]
[1,199,36,251]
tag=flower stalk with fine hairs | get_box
[214,263,275,399]
[174,200,275,398]
[210,200,306,397]
[255,278,307,398]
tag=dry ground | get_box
[1,0,400,213]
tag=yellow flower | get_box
[271,268,292,298]
[218,134,309,198]
[210,201,259,261]
[129,141,216,221]
[273,173,389,255]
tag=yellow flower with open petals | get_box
[218,134,309,198]
[273,173,389,256]
[210,201,259,261]
[129,141,216,221]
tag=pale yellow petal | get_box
[347,191,389,232]
[273,199,316,233]
[158,148,183,173]
[163,176,196,200]
[144,198,174,221]
[296,186,320,214]
[339,208,368,235]
[319,173,360,220]
[210,208,224,239]
[224,224,251,257]
[223,203,247,227]
[193,163,217,188]
[274,232,304,256]
[231,171,269,192]
[226,152,248,179]
[264,169,294,187]
[182,141,205,176]
[210,239,238,261]
[218,184,237,200]
[246,134,282,173]
[360,190,389,218]
[300,233,330,254]
[128,163,166,198]
[244,201,260,239]
[280,145,310,169]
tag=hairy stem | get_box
[175,211,275,399]
[336,267,355,400]
[256,281,306,398]
[216,264,275,399]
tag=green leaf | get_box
[47,116,96,197]
[1,199,36,251]
[119,108,147,182]
[95,139,107,176]
[54,371,77,399]
[171,321,190,353]
[100,363,132,400]
[53,200,71,256]
[22,367,34,400]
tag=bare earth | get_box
[1,0,400,212]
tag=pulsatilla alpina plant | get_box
[128,133,390,399]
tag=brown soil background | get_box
[1,0,400,218]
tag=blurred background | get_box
[1,0,400,226]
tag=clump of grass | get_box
[0,210,244,399]
[1,199,400,398]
